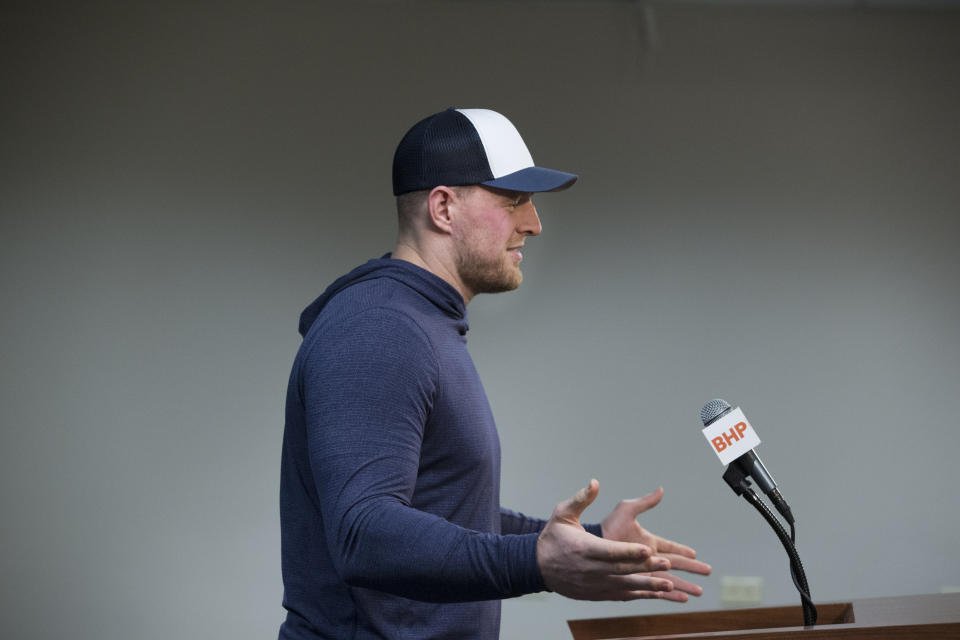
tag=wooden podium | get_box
[568,593,960,639]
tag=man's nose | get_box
[517,202,542,237]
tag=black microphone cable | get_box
[721,462,816,625]
[707,400,818,627]
[742,488,817,626]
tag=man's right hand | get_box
[536,479,676,601]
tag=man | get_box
[278,108,710,639]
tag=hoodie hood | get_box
[299,255,467,337]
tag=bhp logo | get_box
[712,422,748,452]
[702,407,762,465]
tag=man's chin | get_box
[470,273,522,295]
[498,266,523,292]
[456,256,526,294]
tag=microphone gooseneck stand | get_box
[722,464,818,627]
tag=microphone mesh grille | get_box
[701,398,731,426]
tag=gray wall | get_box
[2,2,958,638]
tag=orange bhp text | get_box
[711,422,748,453]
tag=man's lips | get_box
[507,246,524,262]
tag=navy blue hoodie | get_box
[278,257,549,639]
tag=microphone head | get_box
[701,398,732,426]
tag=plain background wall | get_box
[2,2,958,638]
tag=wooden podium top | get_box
[567,592,960,639]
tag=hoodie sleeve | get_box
[499,508,546,535]
[301,307,545,602]
[499,508,602,537]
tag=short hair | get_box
[396,189,429,236]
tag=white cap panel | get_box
[456,108,535,178]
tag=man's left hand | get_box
[601,487,712,603]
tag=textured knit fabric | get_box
[278,257,554,639]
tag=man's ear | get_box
[426,186,458,234]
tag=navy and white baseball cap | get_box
[392,107,578,196]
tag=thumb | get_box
[552,478,599,524]
[621,486,664,518]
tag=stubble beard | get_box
[454,238,522,296]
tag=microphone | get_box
[700,399,794,524]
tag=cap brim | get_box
[481,166,578,193]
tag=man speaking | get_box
[278,107,711,639]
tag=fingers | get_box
[613,573,674,593]
[660,553,712,576]
[582,537,662,568]
[598,547,711,578]
[659,589,691,603]
[654,535,699,559]
[583,542,710,579]
[552,479,599,524]
[646,571,704,597]
[591,589,674,602]
[595,574,675,602]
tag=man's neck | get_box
[392,241,473,304]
